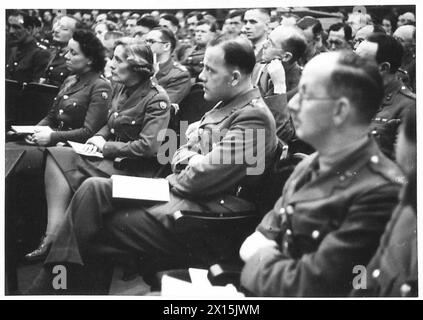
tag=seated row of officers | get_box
[6,18,416,297]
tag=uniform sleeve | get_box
[32,49,51,83]
[102,94,170,159]
[164,69,192,104]
[240,183,400,297]
[49,79,112,144]
[263,94,295,144]
[167,108,273,198]
[95,123,112,140]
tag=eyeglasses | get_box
[298,92,338,106]
[144,38,167,45]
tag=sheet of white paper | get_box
[11,125,53,134]
[111,175,170,202]
[161,275,244,298]
[67,140,104,158]
[189,268,212,287]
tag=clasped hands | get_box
[25,129,51,146]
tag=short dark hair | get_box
[382,14,397,32]
[297,16,323,37]
[196,19,219,33]
[23,15,41,29]
[208,35,256,75]
[281,28,307,62]
[72,29,106,73]
[137,14,158,29]
[327,51,384,123]
[186,11,204,21]
[160,13,179,29]
[227,9,244,20]
[153,27,177,53]
[366,33,403,73]
[372,24,386,34]
[328,22,353,41]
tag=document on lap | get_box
[11,125,53,134]
[111,175,170,202]
[161,274,244,298]
[67,141,104,158]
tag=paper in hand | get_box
[67,140,104,158]
[11,125,53,134]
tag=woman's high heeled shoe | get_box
[25,235,52,262]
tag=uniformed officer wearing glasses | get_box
[239,51,403,297]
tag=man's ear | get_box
[379,62,391,74]
[333,97,350,126]
[163,42,172,53]
[282,52,293,63]
[229,69,242,86]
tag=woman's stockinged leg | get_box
[44,154,73,242]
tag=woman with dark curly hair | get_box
[29,29,112,146]
[25,41,171,261]
[15,29,112,260]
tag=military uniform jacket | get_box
[95,80,171,159]
[147,88,278,230]
[43,44,71,86]
[155,57,192,104]
[181,45,206,79]
[240,138,403,297]
[37,71,112,145]
[351,186,417,297]
[371,78,415,159]
[252,62,296,144]
[6,38,51,83]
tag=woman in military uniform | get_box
[26,41,171,261]
[6,29,112,263]
[7,29,111,180]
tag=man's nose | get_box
[198,69,206,82]
[288,93,301,113]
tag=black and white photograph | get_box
[1,0,419,303]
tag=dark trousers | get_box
[43,177,192,293]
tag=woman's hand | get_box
[24,134,37,145]
[84,136,106,153]
[31,131,52,146]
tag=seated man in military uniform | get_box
[145,27,192,105]
[351,107,416,297]
[40,15,82,86]
[393,25,416,92]
[356,33,415,160]
[239,51,403,297]
[181,19,218,80]
[27,36,278,295]
[6,14,51,83]
[252,25,307,144]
